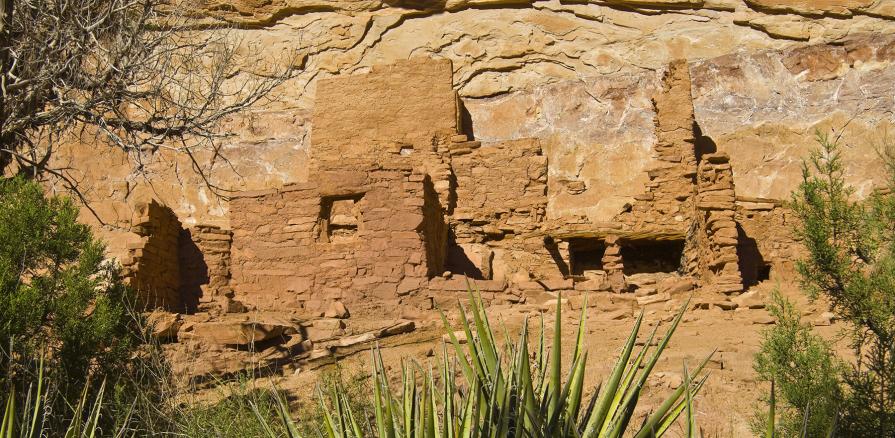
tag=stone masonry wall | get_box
[693,152,744,295]
[179,225,233,313]
[451,138,547,242]
[615,59,697,234]
[735,199,801,286]
[229,162,442,314]
[441,137,554,286]
[121,200,183,311]
[311,59,459,159]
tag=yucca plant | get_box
[0,355,134,438]
[265,289,713,437]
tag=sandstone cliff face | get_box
[54,0,894,246]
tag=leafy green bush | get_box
[0,177,135,413]
[756,131,895,436]
[263,291,713,438]
[752,292,844,437]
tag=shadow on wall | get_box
[568,238,605,276]
[694,121,717,164]
[620,240,685,276]
[737,224,771,288]
[178,228,207,313]
[382,0,448,10]
[544,236,571,278]
[444,230,487,279]
[458,100,475,141]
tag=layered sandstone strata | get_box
[42,2,893,235]
[32,0,895,384]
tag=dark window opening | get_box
[569,238,606,277]
[319,194,364,243]
[737,224,769,288]
[620,240,684,275]
[443,232,491,280]
[445,244,485,280]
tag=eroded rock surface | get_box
[45,1,895,233]
[31,3,895,428]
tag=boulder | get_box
[146,311,181,340]
[442,330,468,344]
[657,277,695,295]
[325,301,350,319]
[302,318,347,341]
[814,311,838,326]
[732,291,766,309]
[538,278,573,291]
[378,320,416,337]
[186,320,290,345]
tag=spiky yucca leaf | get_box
[0,356,130,438]
[271,287,711,438]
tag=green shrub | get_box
[752,291,844,437]
[173,380,290,438]
[756,131,895,436]
[0,177,135,417]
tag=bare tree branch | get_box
[0,0,299,198]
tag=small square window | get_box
[318,194,364,243]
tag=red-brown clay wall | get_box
[229,162,444,314]
[179,225,233,312]
[121,200,183,311]
[311,58,459,159]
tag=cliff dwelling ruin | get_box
[123,57,802,382]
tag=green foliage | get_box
[1,356,132,438]
[266,290,712,437]
[791,131,895,434]
[753,292,843,437]
[0,176,135,421]
[174,381,291,438]
[758,130,895,436]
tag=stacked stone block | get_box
[600,236,627,293]
[616,59,698,233]
[450,138,548,243]
[121,200,183,311]
[735,198,801,284]
[179,225,235,313]
[694,152,743,295]
[229,162,446,314]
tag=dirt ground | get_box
[232,279,848,437]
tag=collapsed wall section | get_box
[179,225,234,313]
[121,200,183,311]
[229,163,445,313]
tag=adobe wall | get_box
[311,59,459,159]
[229,163,444,314]
[121,201,183,311]
[179,225,234,313]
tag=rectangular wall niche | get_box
[569,238,606,278]
[620,239,685,275]
[318,194,364,243]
